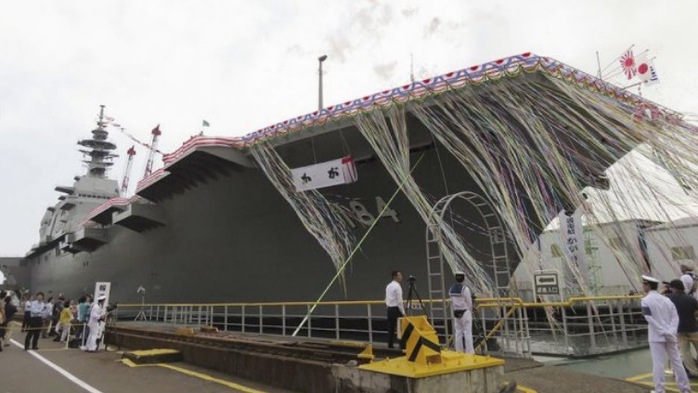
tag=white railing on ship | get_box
[113,295,647,357]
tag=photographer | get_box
[385,270,405,349]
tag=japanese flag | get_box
[636,54,660,85]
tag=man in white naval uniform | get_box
[642,275,692,393]
[81,295,106,352]
[449,271,474,354]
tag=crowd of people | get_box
[0,290,109,353]
[641,264,698,393]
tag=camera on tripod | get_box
[405,274,426,315]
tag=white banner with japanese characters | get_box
[559,210,589,284]
[94,281,112,306]
[291,156,358,192]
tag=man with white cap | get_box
[641,274,692,393]
[82,295,106,352]
[680,265,698,300]
[449,271,473,354]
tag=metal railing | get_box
[474,295,646,357]
[113,295,647,357]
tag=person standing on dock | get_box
[2,294,17,347]
[24,292,48,350]
[680,265,698,300]
[385,270,405,349]
[81,295,106,352]
[21,294,32,332]
[449,271,474,354]
[641,275,692,393]
[75,295,91,343]
[666,279,698,378]
[0,292,5,352]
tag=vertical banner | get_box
[94,281,112,306]
[559,210,589,284]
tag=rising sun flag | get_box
[620,49,637,79]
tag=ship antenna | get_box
[98,104,106,128]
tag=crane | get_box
[120,146,137,196]
[142,125,162,179]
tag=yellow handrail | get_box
[116,294,642,309]
[474,295,642,310]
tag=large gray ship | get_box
[20,53,691,306]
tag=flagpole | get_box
[619,81,643,91]
[596,51,602,80]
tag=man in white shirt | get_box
[642,275,691,393]
[24,292,48,350]
[385,270,405,349]
[449,271,474,354]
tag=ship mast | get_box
[77,105,118,178]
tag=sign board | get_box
[291,156,358,191]
[533,271,561,297]
[94,281,112,306]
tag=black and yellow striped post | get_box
[399,315,442,365]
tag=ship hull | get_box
[27,141,515,304]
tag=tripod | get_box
[134,293,148,321]
[405,277,428,316]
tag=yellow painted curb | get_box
[119,358,267,393]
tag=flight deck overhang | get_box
[86,197,131,225]
[136,143,251,203]
[70,227,108,251]
[60,233,86,254]
[25,234,64,258]
[113,203,165,232]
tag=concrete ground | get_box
[503,355,698,393]
[504,361,651,393]
[2,321,687,393]
[0,323,295,393]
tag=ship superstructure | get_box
[30,106,120,260]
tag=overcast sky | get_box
[1,0,697,256]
